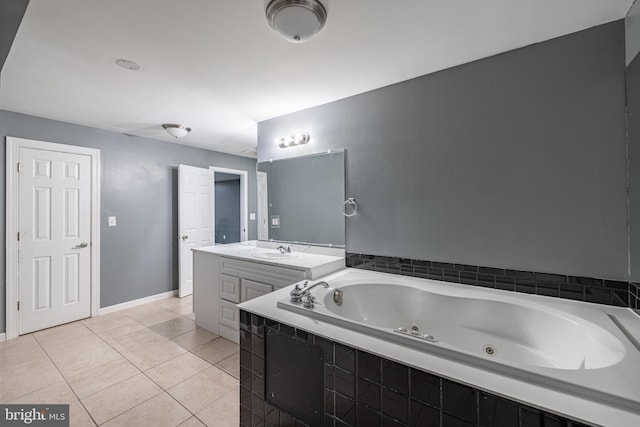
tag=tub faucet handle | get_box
[290,281,308,303]
[301,293,316,309]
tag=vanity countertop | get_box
[192,241,344,278]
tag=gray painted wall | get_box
[627,0,640,65]
[0,109,257,333]
[215,178,241,244]
[258,21,628,281]
[0,0,29,73]
[257,151,345,246]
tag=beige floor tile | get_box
[0,335,50,369]
[8,381,96,427]
[168,366,238,414]
[150,316,196,339]
[81,373,162,425]
[145,352,212,389]
[171,327,218,351]
[132,309,182,327]
[32,320,86,339]
[40,333,106,356]
[46,341,122,377]
[96,320,147,343]
[69,403,97,427]
[82,312,133,334]
[185,312,196,320]
[102,392,191,427]
[158,296,192,310]
[195,338,238,365]
[178,416,206,427]
[216,352,240,379]
[34,324,98,350]
[119,339,187,371]
[195,386,239,427]
[0,357,64,402]
[65,356,140,398]
[170,304,196,316]
[119,303,165,318]
[110,328,167,351]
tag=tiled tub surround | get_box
[237,272,640,426]
[239,311,591,427]
[346,253,632,308]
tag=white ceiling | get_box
[0,0,634,158]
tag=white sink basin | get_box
[251,251,299,260]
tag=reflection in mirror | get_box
[257,150,345,247]
[215,172,241,244]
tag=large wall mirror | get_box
[257,150,345,247]
[627,1,640,282]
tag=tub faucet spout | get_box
[302,281,329,295]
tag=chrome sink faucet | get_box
[277,245,291,254]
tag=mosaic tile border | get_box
[346,253,631,307]
[239,310,592,427]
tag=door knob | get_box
[181,235,189,240]
[74,242,88,249]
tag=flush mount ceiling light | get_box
[115,58,140,71]
[266,0,327,43]
[162,124,192,138]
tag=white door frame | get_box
[5,136,101,340]
[210,166,248,242]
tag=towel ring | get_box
[343,198,357,217]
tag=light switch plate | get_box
[250,213,256,220]
[108,216,117,227]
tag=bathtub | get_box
[274,269,640,419]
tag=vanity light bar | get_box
[274,133,310,148]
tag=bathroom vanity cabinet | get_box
[192,242,344,343]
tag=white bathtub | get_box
[275,269,640,419]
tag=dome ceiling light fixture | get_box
[162,124,192,138]
[266,0,327,43]
[115,59,140,71]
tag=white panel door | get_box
[18,148,91,334]
[178,164,214,297]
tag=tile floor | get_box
[0,296,240,426]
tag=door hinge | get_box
[17,301,20,311]
[17,162,20,173]
[17,232,20,241]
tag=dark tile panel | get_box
[410,368,440,408]
[479,392,519,427]
[442,380,476,424]
[357,403,381,426]
[335,344,356,373]
[357,351,381,383]
[358,378,381,410]
[381,387,408,424]
[241,313,597,427]
[335,367,356,399]
[409,399,439,427]
[345,253,631,308]
[382,360,409,395]
[335,392,356,425]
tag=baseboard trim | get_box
[0,333,5,342]
[98,290,178,316]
